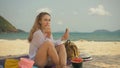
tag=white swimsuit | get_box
[29,29,62,60]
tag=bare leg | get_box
[34,40,60,68]
[55,44,67,68]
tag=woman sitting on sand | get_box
[28,12,69,68]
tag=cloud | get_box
[88,5,111,16]
[36,8,52,14]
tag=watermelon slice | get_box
[71,57,83,63]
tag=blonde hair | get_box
[28,12,50,42]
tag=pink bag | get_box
[18,58,34,68]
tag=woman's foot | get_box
[61,28,69,40]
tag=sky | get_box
[0,0,120,32]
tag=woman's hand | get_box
[43,26,51,38]
[61,28,69,41]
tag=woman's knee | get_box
[43,40,54,47]
[57,44,67,56]
[57,44,65,49]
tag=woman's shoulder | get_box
[33,29,42,36]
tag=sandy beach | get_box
[0,39,120,68]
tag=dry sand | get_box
[74,40,120,68]
[0,39,120,68]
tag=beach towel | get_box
[4,59,19,68]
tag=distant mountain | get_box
[93,29,120,34]
[17,29,25,33]
[93,29,111,33]
[0,16,25,33]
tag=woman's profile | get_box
[28,12,69,68]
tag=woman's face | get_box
[40,14,51,29]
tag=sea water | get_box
[0,32,120,41]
